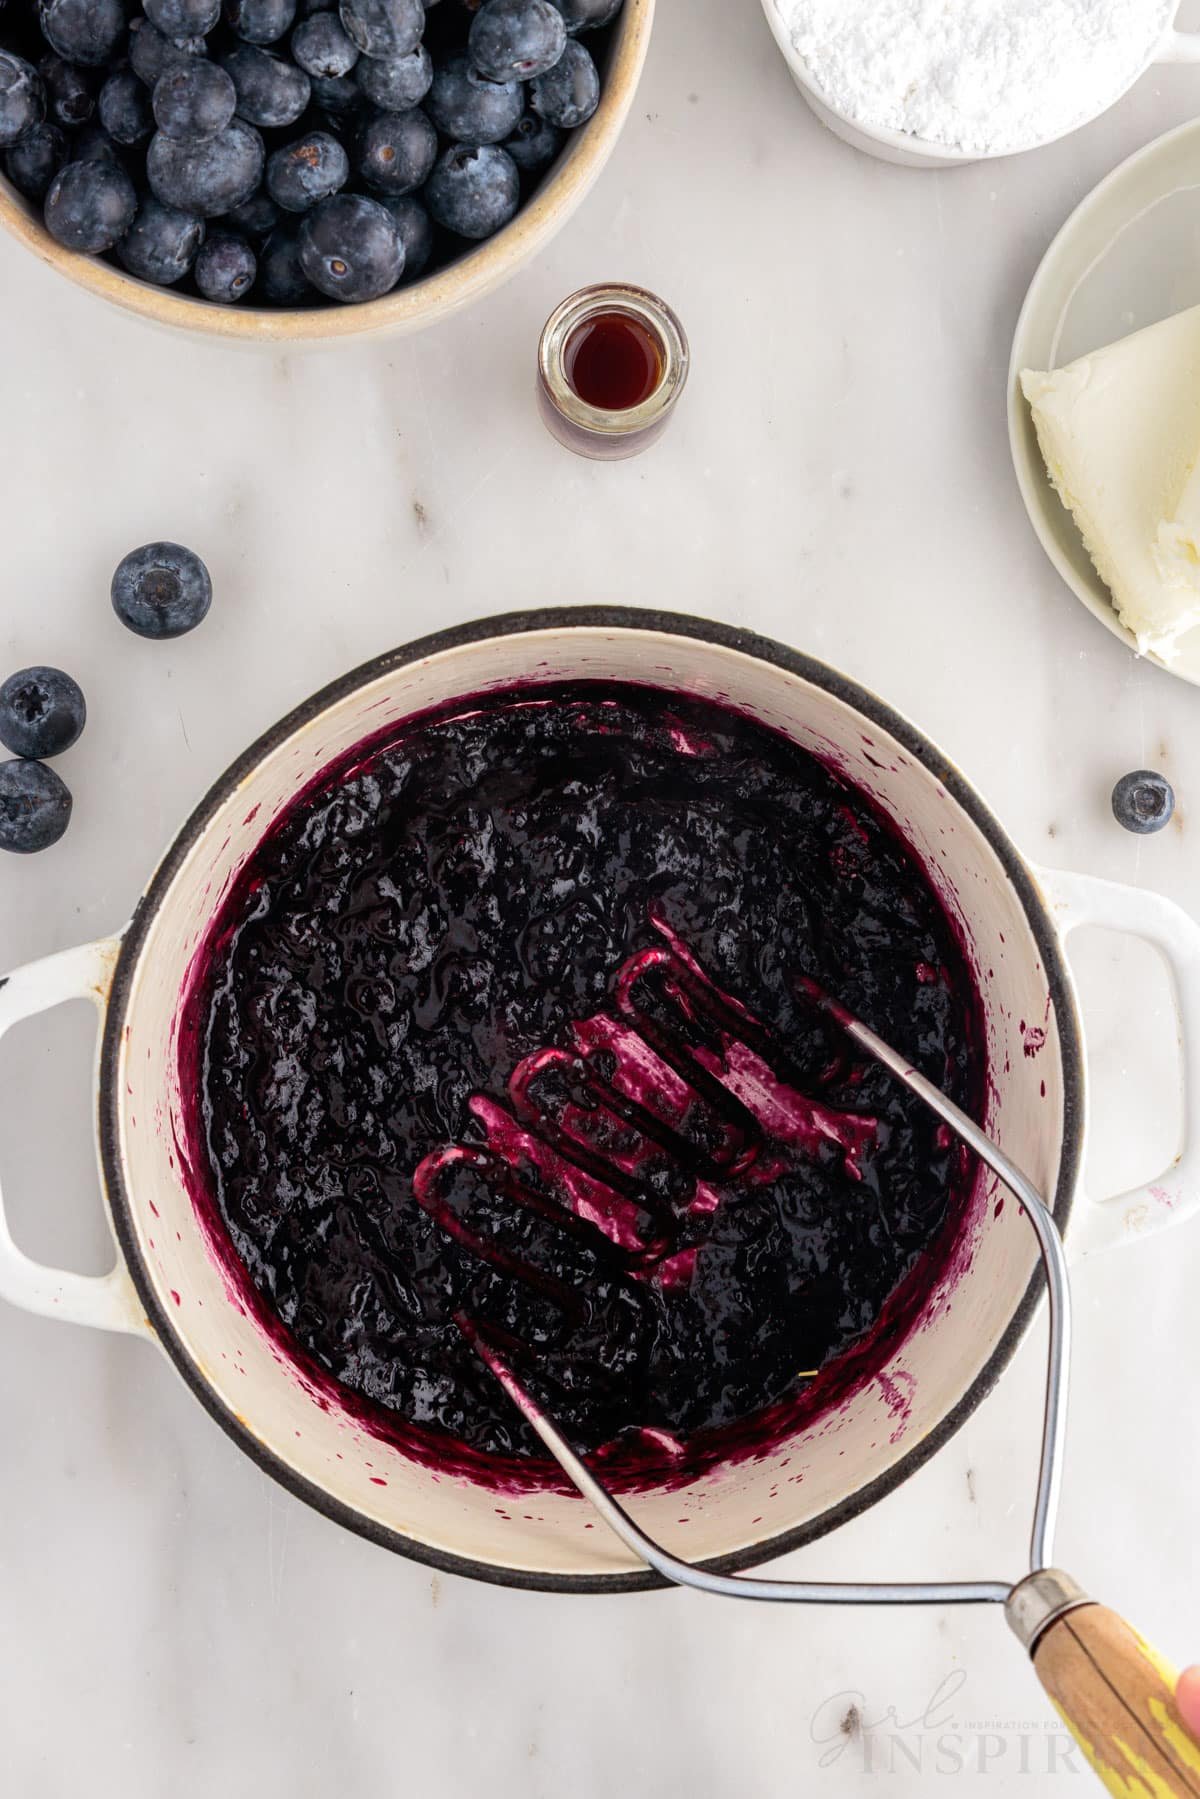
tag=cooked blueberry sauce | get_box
[189,684,982,1486]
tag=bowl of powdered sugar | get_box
[762,0,1196,167]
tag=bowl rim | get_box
[0,0,654,343]
[98,604,1084,1595]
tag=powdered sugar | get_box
[777,0,1176,155]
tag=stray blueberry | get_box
[116,192,204,284]
[530,37,598,127]
[266,127,348,210]
[111,542,213,638]
[548,0,620,29]
[194,229,256,300]
[290,11,358,76]
[1112,770,1175,835]
[338,0,422,57]
[379,191,431,278]
[147,117,264,215]
[298,190,402,299]
[144,0,221,37]
[424,141,518,238]
[38,0,127,67]
[502,106,561,174]
[97,68,154,145]
[353,43,430,109]
[0,51,44,148]
[0,667,86,759]
[4,121,66,201]
[44,157,136,250]
[220,45,310,129]
[0,760,72,854]
[39,54,94,129]
[425,52,523,143]
[153,59,237,140]
[225,0,297,43]
[355,105,436,195]
[469,0,566,82]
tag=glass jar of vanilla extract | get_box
[537,283,690,461]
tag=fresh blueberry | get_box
[225,0,296,43]
[424,141,517,238]
[3,120,66,199]
[111,542,213,639]
[0,760,72,854]
[44,156,136,249]
[529,36,597,126]
[469,0,565,81]
[129,17,204,87]
[97,68,154,144]
[355,105,435,194]
[425,52,522,143]
[38,0,127,67]
[220,182,280,236]
[220,44,310,127]
[548,0,621,29]
[501,105,560,173]
[69,120,123,163]
[144,0,222,37]
[153,59,237,139]
[353,43,430,108]
[194,229,255,299]
[297,190,402,299]
[0,667,86,759]
[116,192,204,283]
[257,218,310,299]
[1112,770,1175,835]
[298,0,337,12]
[290,11,358,75]
[379,191,430,277]
[0,52,44,148]
[337,0,422,57]
[147,117,264,214]
[39,54,94,128]
[266,127,347,209]
[307,70,360,111]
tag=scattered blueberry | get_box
[0,667,86,759]
[116,191,204,283]
[258,217,310,299]
[0,50,44,147]
[44,157,136,249]
[353,43,430,108]
[111,541,213,639]
[38,0,126,67]
[3,120,66,200]
[298,189,402,299]
[548,0,620,29]
[425,51,522,142]
[290,10,358,76]
[0,759,72,854]
[338,0,422,57]
[501,105,560,173]
[424,141,518,238]
[355,104,435,194]
[153,58,237,140]
[225,0,296,44]
[144,0,221,36]
[194,228,255,299]
[39,53,94,128]
[529,36,597,127]
[147,117,264,214]
[220,44,310,128]
[98,68,154,144]
[1112,770,1175,835]
[469,0,565,82]
[266,126,347,210]
[379,191,430,277]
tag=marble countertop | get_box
[3,3,1200,1793]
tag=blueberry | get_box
[116,192,204,283]
[548,0,620,30]
[129,17,204,88]
[0,667,86,759]
[44,156,136,249]
[0,760,72,854]
[501,105,560,174]
[111,542,213,639]
[425,52,522,143]
[147,117,264,214]
[355,105,435,194]
[38,0,126,67]
[257,218,310,299]
[69,120,122,164]
[298,0,337,12]
[144,0,222,37]
[265,127,347,210]
[307,70,360,111]
[337,0,422,57]
[424,141,517,238]
[1112,770,1175,835]
[194,229,255,299]
[220,44,310,127]
[98,68,154,144]
[469,0,565,81]
[290,11,358,75]
[39,54,94,128]
[297,190,402,299]
[353,43,430,108]
[225,0,296,43]
[529,36,597,126]
[220,182,280,235]
[4,120,66,200]
[153,59,237,139]
[379,191,430,277]
[0,52,44,148]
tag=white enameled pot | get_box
[2,609,1199,1593]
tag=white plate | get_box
[1009,116,1200,684]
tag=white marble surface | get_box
[3,3,1200,1793]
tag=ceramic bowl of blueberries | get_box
[0,0,652,340]
[1,606,1198,1589]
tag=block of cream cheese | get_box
[1022,304,1200,660]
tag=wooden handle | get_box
[1032,1603,1200,1795]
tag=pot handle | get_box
[1034,866,1200,1256]
[0,937,148,1337]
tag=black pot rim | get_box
[98,606,1084,1596]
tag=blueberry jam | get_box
[190,683,982,1485]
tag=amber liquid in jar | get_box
[538,283,689,462]
[562,312,664,412]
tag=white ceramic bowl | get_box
[759,0,1200,169]
[0,0,653,343]
[1,610,1198,1592]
